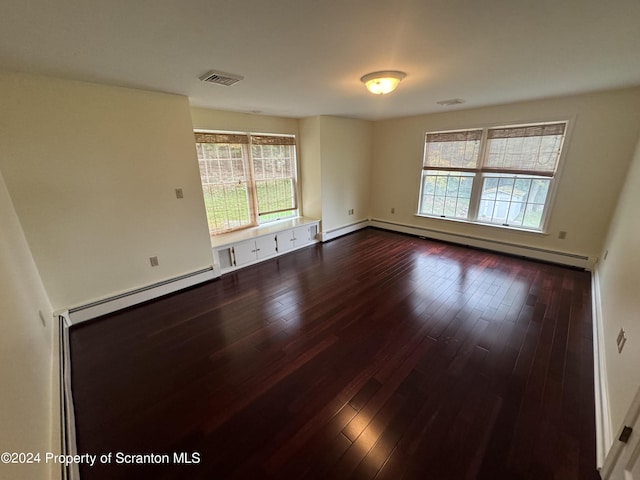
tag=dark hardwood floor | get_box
[70,228,600,480]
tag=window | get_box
[418,122,566,231]
[195,132,298,234]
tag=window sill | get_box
[414,214,549,236]
[210,216,320,248]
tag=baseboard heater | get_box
[370,219,592,269]
[67,266,217,324]
[320,219,370,242]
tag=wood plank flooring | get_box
[70,228,600,480]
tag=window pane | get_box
[256,179,296,215]
[251,142,297,220]
[514,178,532,203]
[478,199,493,222]
[479,175,550,230]
[444,197,457,216]
[446,176,460,195]
[196,141,253,234]
[425,176,436,195]
[497,177,515,197]
[203,183,251,233]
[481,178,498,199]
[494,201,510,222]
[530,179,550,203]
[523,203,545,229]
[419,171,473,219]
[507,202,525,226]
[459,176,473,198]
[434,176,447,196]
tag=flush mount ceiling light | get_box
[360,70,406,95]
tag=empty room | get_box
[1,1,640,479]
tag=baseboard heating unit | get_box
[66,266,217,324]
[370,219,592,269]
[320,219,370,242]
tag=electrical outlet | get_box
[175,188,184,199]
[149,256,159,267]
[391,207,395,214]
[558,231,567,239]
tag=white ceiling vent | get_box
[199,70,244,86]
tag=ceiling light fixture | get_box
[360,70,406,95]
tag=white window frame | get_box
[195,130,300,235]
[416,121,569,233]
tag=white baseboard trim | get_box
[370,219,593,269]
[63,267,218,324]
[592,265,613,469]
[320,219,370,242]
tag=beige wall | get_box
[298,115,372,233]
[298,116,323,221]
[190,107,299,136]
[596,136,640,440]
[371,88,640,261]
[0,72,213,310]
[0,168,57,480]
[318,116,372,232]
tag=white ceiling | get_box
[2,0,640,120]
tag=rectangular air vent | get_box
[199,70,244,86]
[437,98,465,106]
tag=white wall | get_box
[371,88,640,262]
[0,72,213,310]
[0,168,57,480]
[596,135,640,442]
